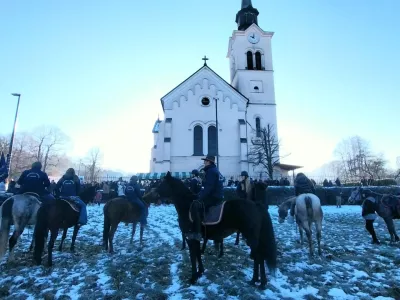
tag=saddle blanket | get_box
[58,197,80,212]
[189,201,226,226]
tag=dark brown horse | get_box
[349,186,400,244]
[102,197,150,253]
[33,197,89,266]
[149,172,277,290]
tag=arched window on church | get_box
[247,51,254,70]
[255,52,262,70]
[256,117,261,138]
[208,126,217,156]
[193,126,203,156]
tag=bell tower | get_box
[236,0,260,31]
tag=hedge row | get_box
[342,179,398,187]
[223,186,400,206]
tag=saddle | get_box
[58,197,80,212]
[189,201,226,226]
[382,195,400,217]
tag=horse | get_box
[148,172,277,290]
[278,194,323,256]
[200,181,269,257]
[0,193,41,262]
[349,186,400,244]
[102,196,150,253]
[33,195,90,266]
[79,185,97,205]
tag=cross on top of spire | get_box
[202,56,209,66]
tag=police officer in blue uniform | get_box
[56,168,87,226]
[199,155,224,210]
[17,162,54,203]
[125,175,147,226]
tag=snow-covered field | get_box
[1,204,399,300]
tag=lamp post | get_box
[7,93,21,176]
[213,97,219,168]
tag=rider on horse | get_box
[17,162,54,203]
[288,172,316,223]
[236,171,252,201]
[55,168,87,227]
[189,169,202,195]
[125,175,147,226]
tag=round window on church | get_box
[201,97,210,106]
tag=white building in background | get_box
[150,0,297,179]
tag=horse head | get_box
[277,197,295,223]
[348,186,363,204]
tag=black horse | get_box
[200,181,269,257]
[349,186,400,244]
[33,191,91,266]
[150,172,277,289]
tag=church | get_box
[149,0,294,180]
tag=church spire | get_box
[241,0,252,9]
[236,0,259,31]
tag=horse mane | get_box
[168,176,196,201]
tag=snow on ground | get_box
[1,204,400,299]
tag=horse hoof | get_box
[372,240,381,245]
[58,247,62,252]
[197,271,203,278]
[180,247,186,251]
[70,248,75,253]
[258,283,267,290]
[234,242,239,246]
[218,254,224,259]
[248,279,257,286]
[189,277,198,285]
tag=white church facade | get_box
[150,0,293,179]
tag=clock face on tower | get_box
[248,32,260,44]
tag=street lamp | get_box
[213,97,219,168]
[7,93,21,176]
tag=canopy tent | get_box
[135,172,191,180]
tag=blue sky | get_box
[1,0,399,173]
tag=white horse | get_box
[0,193,41,262]
[278,194,323,256]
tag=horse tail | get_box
[305,195,314,225]
[103,203,111,245]
[260,209,277,275]
[0,198,13,258]
[33,205,48,264]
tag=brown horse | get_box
[102,197,150,253]
[349,186,400,244]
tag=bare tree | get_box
[248,124,283,179]
[334,136,388,182]
[395,156,400,180]
[31,126,69,172]
[86,147,103,182]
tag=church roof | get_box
[161,65,249,111]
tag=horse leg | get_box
[365,220,380,244]
[108,223,118,254]
[196,240,204,276]
[201,237,208,254]
[303,222,313,256]
[48,228,59,267]
[58,228,68,252]
[181,232,186,250]
[259,257,267,290]
[315,221,322,256]
[187,239,200,284]
[235,231,240,245]
[250,258,260,285]
[298,225,304,245]
[139,224,144,248]
[218,240,224,258]
[130,222,137,245]
[8,219,27,262]
[70,225,80,252]
[383,218,397,244]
